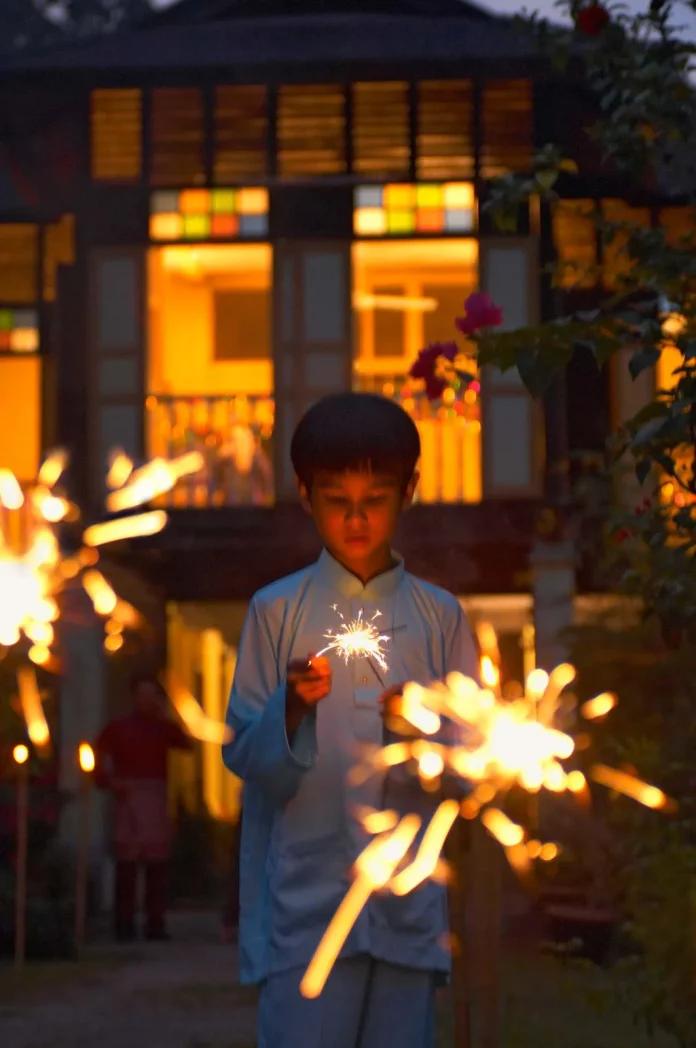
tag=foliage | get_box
[0,0,153,52]
[476,0,696,635]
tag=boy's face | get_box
[298,469,418,579]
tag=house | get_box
[0,0,687,827]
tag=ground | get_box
[0,911,678,1048]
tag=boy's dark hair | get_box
[290,393,420,491]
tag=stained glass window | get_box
[0,309,40,354]
[353,183,475,238]
[149,188,269,243]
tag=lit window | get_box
[353,239,481,504]
[91,89,142,182]
[353,183,475,238]
[0,308,40,353]
[147,244,274,508]
[552,200,597,289]
[0,358,41,483]
[150,188,269,243]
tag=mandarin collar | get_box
[316,548,405,600]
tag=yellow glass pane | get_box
[384,184,416,209]
[180,189,210,215]
[0,358,40,482]
[416,184,442,208]
[387,210,416,234]
[443,182,474,209]
[150,213,183,241]
[236,188,269,215]
[211,189,236,213]
[10,328,39,353]
[354,208,387,236]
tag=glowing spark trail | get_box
[316,606,390,672]
[301,622,674,997]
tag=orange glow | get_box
[13,744,29,765]
[150,213,183,241]
[167,674,233,744]
[236,188,269,215]
[590,764,671,810]
[78,743,95,773]
[581,692,617,720]
[0,359,41,483]
[354,208,388,237]
[443,182,475,209]
[83,570,117,615]
[10,328,39,353]
[481,808,525,847]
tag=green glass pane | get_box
[182,215,211,238]
[0,310,13,331]
[211,189,236,214]
[387,210,416,234]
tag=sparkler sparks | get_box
[0,451,202,663]
[301,623,674,998]
[316,605,390,672]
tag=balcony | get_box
[146,378,480,508]
[146,393,275,507]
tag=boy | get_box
[222,393,478,1048]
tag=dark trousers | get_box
[115,860,167,937]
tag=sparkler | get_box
[0,450,202,663]
[302,625,674,998]
[316,605,390,673]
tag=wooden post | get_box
[74,743,95,955]
[447,817,472,1048]
[13,745,30,969]
[470,821,503,1048]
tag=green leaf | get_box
[514,346,556,398]
[629,347,662,379]
[636,459,652,485]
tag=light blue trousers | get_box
[258,956,436,1048]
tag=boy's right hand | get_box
[285,654,332,739]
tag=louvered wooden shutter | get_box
[352,82,410,177]
[480,80,533,178]
[0,224,38,302]
[416,80,474,180]
[89,248,145,498]
[43,215,75,303]
[150,88,205,187]
[214,86,269,183]
[91,89,142,182]
[480,239,542,498]
[277,85,346,178]
[273,241,352,499]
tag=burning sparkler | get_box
[301,624,673,998]
[316,605,390,673]
[0,448,203,664]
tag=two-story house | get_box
[0,0,687,823]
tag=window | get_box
[0,358,41,483]
[353,182,475,238]
[277,85,346,177]
[149,187,269,243]
[352,82,410,177]
[481,80,533,179]
[0,224,38,302]
[147,243,274,507]
[353,239,481,503]
[552,200,597,289]
[416,80,474,180]
[91,89,142,182]
[150,88,205,187]
[214,86,269,183]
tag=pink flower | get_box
[409,341,458,401]
[455,292,504,336]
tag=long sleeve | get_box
[443,597,480,682]
[222,597,317,806]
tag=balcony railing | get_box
[146,393,275,507]
[146,376,481,508]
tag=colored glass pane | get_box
[211,189,236,214]
[0,331,10,350]
[0,310,13,331]
[150,213,183,241]
[354,208,387,236]
[180,189,210,214]
[151,191,179,214]
[387,209,416,234]
[182,214,211,239]
[416,209,444,232]
[14,310,37,329]
[238,214,268,237]
[416,184,442,208]
[445,209,474,232]
[236,188,269,215]
[356,186,383,209]
[10,328,39,353]
[211,214,239,237]
[443,182,474,209]
[384,184,416,209]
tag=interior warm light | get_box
[354,208,388,237]
[150,213,183,241]
[353,292,437,313]
[78,742,95,773]
[236,188,269,215]
[9,328,39,353]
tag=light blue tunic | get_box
[222,549,478,986]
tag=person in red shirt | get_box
[95,674,193,942]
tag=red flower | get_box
[409,341,458,401]
[575,3,610,35]
[455,292,504,336]
[615,527,631,543]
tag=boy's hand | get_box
[378,683,405,720]
[285,654,332,739]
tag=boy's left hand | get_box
[379,683,421,738]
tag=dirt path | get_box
[1,912,258,1048]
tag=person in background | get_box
[95,674,193,942]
